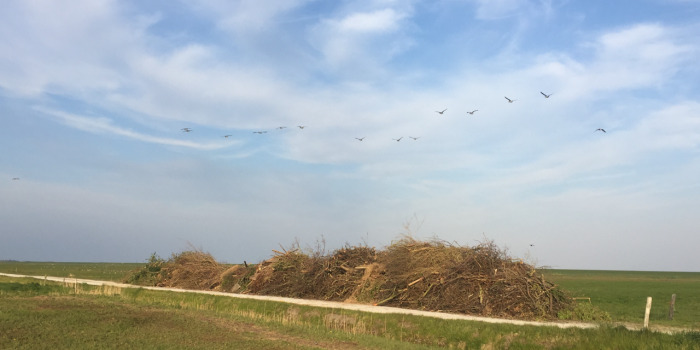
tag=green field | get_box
[2,276,699,350]
[546,269,700,329]
[0,261,142,281]
[1,263,699,332]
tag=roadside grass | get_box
[2,276,699,349]
[3,262,699,330]
[546,270,700,329]
[0,261,142,281]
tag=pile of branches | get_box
[247,237,569,319]
[247,242,376,302]
[156,250,226,290]
[124,237,572,320]
[123,250,255,292]
[372,237,569,318]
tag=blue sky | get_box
[2,0,700,271]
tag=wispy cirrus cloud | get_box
[0,0,147,97]
[37,108,238,150]
[185,0,316,33]
[307,4,415,76]
[467,0,553,20]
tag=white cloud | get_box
[466,0,553,20]
[335,8,406,33]
[3,1,695,180]
[38,108,237,150]
[499,23,695,104]
[308,7,414,76]
[186,0,314,33]
[471,0,530,19]
[633,102,700,150]
[0,0,145,96]
[577,24,694,93]
[115,44,294,127]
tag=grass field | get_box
[546,269,700,329]
[1,263,699,332]
[2,276,699,350]
[0,261,142,281]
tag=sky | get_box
[1,0,699,271]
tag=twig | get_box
[408,277,424,287]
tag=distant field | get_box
[2,276,699,350]
[545,269,700,329]
[0,261,142,281]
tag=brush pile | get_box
[124,237,571,320]
[155,250,226,290]
[247,244,376,302]
[124,250,256,292]
[372,237,568,318]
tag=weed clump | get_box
[122,253,166,286]
[557,301,611,321]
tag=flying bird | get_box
[541,92,553,98]
[409,136,420,140]
[595,128,606,133]
[436,109,447,115]
[223,135,232,138]
[504,97,516,103]
[253,131,267,134]
[355,137,365,141]
[466,110,478,115]
[276,126,287,130]
[393,137,403,142]
[181,128,192,132]
[297,126,306,129]
[530,244,535,247]
[12,178,20,180]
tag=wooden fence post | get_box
[644,297,652,329]
[668,294,676,320]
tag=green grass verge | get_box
[546,269,700,329]
[2,276,699,349]
[0,261,142,281]
[3,262,700,329]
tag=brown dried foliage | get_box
[247,236,569,319]
[127,237,570,320]
[247,241,376,301]
[151,250,256,292]
[372,237,569,319]
[156,250,225,290]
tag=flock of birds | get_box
[11,92,607,182]
[177,92,607,142]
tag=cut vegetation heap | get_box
[125,237,596,321]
